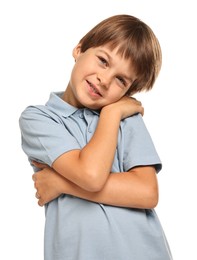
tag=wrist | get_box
[101,104,122,121]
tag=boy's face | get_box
[65,44,136,110]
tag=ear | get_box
[72,44,82,60]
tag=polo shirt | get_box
[19,92,172,260]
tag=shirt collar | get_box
[45,91,100,117]
[46,92,78,117]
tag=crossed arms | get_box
[31,97,159,209]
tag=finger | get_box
[134,99,142,105]
[130,97,142,105]
[38,199,44,207]
[35,192,41,199]
[32,160,48,169]
[32,174,36,181]
[140,107,144,116]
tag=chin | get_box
[82,102,102,110]
[86,105,101,110]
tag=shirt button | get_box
[88,127,92,133]
[79,113,84,119]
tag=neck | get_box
[62,83,84,108]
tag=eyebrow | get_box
[98,49,135,83]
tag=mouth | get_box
[86,80,102,97]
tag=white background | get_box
[0,0,196,259]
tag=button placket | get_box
[79,113,84,119]
[84,110,92,133]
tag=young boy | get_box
[19,14,173,260]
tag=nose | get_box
[97,71,110,89]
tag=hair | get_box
[79,14,162,95]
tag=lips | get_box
[87,80,102,97]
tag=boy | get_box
[19,14,173,260]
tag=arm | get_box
[33,164,158,209]
[51,96,143,191]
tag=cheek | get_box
[76,54,94,71]
[107,89,126,103]
[70,62,85,85]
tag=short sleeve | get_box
[19,106,81,166]
[122,114,162,173]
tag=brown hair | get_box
[79,14,162,95]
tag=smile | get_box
[87,81,102,97]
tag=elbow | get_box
[146,195,158,209]
[144,186,159,209]
[83,170,107,192]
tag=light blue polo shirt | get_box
[19,92,172,260]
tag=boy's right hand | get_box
[102,96,144,120]
[32,161,66,206]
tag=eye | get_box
[117,76,126,86]
[98,56,108,66]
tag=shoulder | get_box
[20,105,53,117]
[121,113,147,131]
[120,114,162,173]
[19,105,62,125]
[20,105,43,117]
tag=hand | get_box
[102,96,144,120]
[32,161,66,206]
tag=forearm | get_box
[61,167,158,209]
[77,107,121,182]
